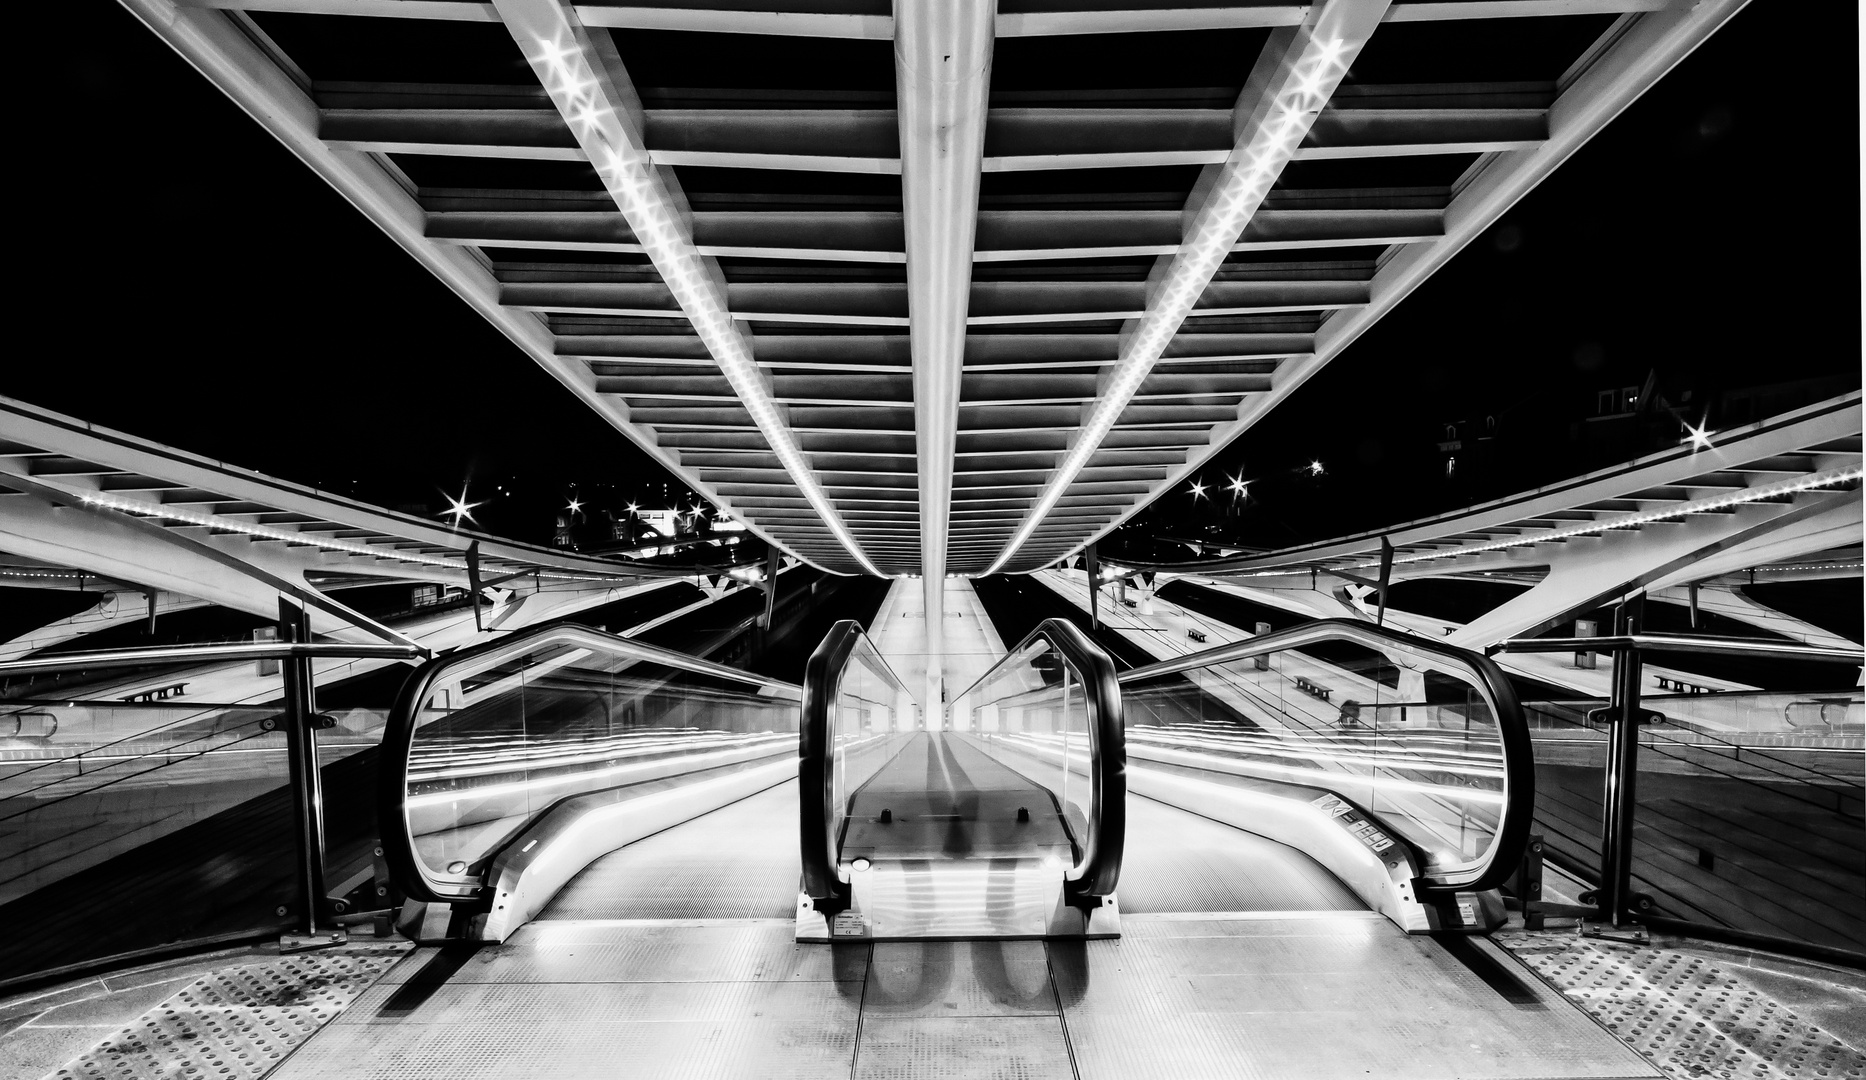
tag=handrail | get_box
[0,641,424,678]
[1118,617,1532,893]
[797,620,922,912]
[1494,634,1864,663]
[955,618,1126,902]
[798,621,864,911]
[379,620,800,904]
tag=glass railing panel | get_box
[1522,689,1864,954]
[397,630,801,900]
[949,637,1091,853]
[1119,626,1517,888]
[1519,698,1608,887]
[828,633,918,856]
[0,668,394,982]
[1623,692,1861,952]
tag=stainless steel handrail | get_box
[1117,617,1532,893]
[380,621,801,904]
[0,641,425,677]
[798,620,917,912]
[1495,634,1864,663]
[953,618,1125,902]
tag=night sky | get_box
[7,2,1859,553]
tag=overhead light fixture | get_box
[1190,481,1208,500]
[442,487,481,528]
[1320,465,1865,570]
[78,490,467,570]
[510,16,880,577]
[1683,420,1713,450]
[985,23,1370,575]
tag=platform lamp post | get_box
[277,597,346,951]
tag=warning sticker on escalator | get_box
[1311,794,1396,854]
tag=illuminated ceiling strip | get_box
[78,490,469,570]
[1055,0,1755,571]
[984,0,1389,576]
[1320,466,1866,571]
[491,0,880,577]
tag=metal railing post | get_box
[1598,598,1644,927]
[279,598,344,950]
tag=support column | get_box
[1599,596,1645,927]
[279,597,344,951]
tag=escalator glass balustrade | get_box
[1116,618,1534,932]
[379,624,801,941]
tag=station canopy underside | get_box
[125,0,1749,576]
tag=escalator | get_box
[378,622,804,941]
[337,600,1655,1080]
[378,598,1536,943]
[796,619,1122,940]
[1113,617,1535,931]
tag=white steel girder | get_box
[897,0,992,696]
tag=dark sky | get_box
[7,2,1859,551]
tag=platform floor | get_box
[266,914,1662,1080]
[261,784,1666,1079]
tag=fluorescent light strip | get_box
[517,21,880,577]
[1332,465,1864,571]
[985,29,1362,576]
[78,490,467,570]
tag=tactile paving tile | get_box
[1499,932,1866,1080]
[44,945,409,1080]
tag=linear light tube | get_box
[1343,465,1864,571]
[79,490,466,570]
[986,32,1362,575]
[519,24,880,576]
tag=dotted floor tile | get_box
[1499,932,1866,1080]
[43,945,408,1080]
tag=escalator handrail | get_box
[1116,616,1532,893]
[380,620,801,904]
[953,618,1126,901]
[797,619,919,910]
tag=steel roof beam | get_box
[892,0,992,683]
[187,0,1666,34]
[984,0,1390,574]
[431,207,1440,263]
[112,0,841,576]
[325,104,1541,174]
[491,0,878,575]
[1070,0,1757,566]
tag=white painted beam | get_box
[1062,0,1755,569]
[490,0,879,575]
[985,0,1390,575]
[112,0,836,575]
